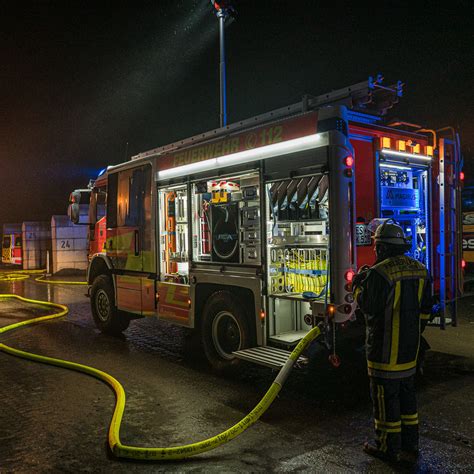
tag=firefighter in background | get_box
[353,221,432,462]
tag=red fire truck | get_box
[1,223,22,266]
[78,77,462,370]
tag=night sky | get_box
[1,1,472,227]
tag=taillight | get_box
[259,309,266,320]
[344,270,355,282]
[460,171,465,181]
[462,259,466,269]
[344,156,354,167]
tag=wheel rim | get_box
[212,311,243,360]
[96,289,110,322]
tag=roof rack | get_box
[131,75,403,161]
[304,74,403,115]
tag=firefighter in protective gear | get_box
[353,221,432,462]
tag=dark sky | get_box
[1,0,472,226]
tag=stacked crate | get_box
[21,222,51,270]
[51,215,88,274]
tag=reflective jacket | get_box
[355,255,432,379]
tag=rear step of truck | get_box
[233,346,308,370]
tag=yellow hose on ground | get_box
[35,275,87,285]
[0,294,321,461]
[0,269,46,273]
[0,269,46,282]
[0,273,30,281]
[0,268,87,285]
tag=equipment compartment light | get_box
[380,163,411,171]
[157,133,326,180]
[381,149,432,161]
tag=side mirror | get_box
[68,203,81,224]
[69,190,82,204]
[68,189,91,225]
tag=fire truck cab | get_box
[86,77,462,369]
[68,174,107,259]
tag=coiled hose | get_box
[0,293,321,461]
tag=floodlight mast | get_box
[218,9,227,127]
[211,1,235,127]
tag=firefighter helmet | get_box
[374,221,407,246]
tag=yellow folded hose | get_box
[0,294,321,461]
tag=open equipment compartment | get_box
[158,184,189,283]
[191,171,261,265]
[266,173,330,346]
[378,162,430,268]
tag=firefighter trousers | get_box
[369,375,419,454]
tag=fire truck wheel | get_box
[201,290,252,371]
[91,275,130,335]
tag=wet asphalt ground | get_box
[0,269,473,473]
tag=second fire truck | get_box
[1,223,22,266]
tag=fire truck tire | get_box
[201,290,253,371]
[91,275,130,335]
